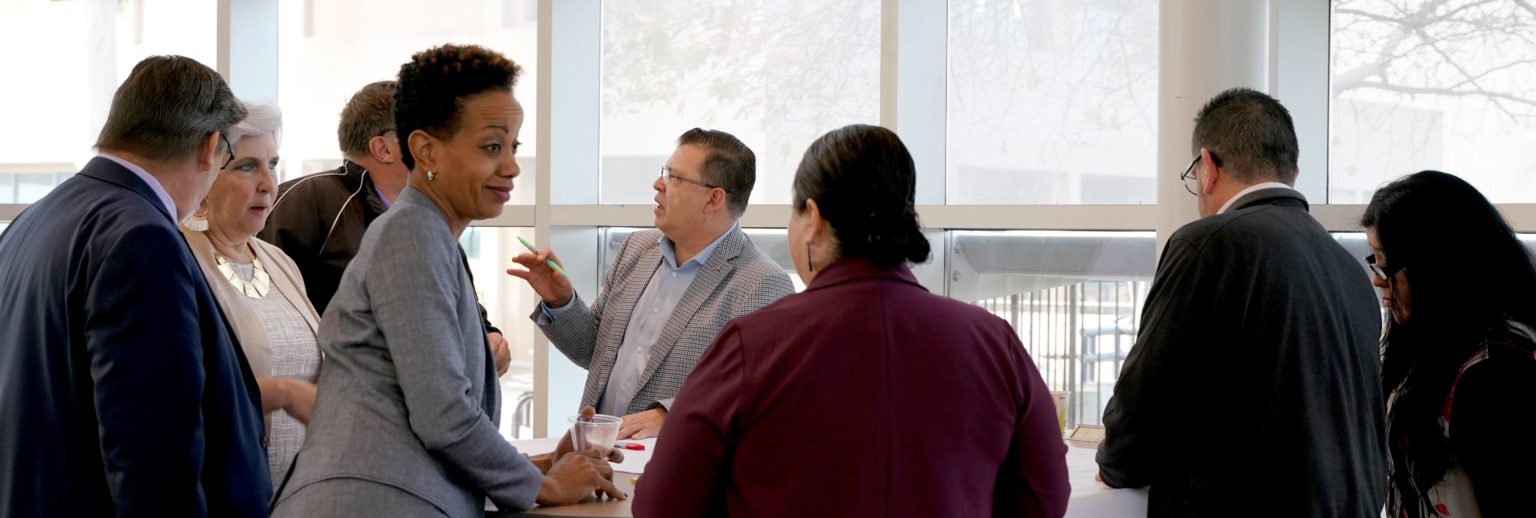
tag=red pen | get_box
[619,442,645,451]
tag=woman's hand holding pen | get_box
[508,246,575,308]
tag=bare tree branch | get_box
[1332,0,1536,121]
[1334,79,1536,108]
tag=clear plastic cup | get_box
[566,414,623,451]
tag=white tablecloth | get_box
[505,438,1147,517]
[1063,446,1148,518]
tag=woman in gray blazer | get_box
[272,45,623,517]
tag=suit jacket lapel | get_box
[180,231,265,407]
[583,244,665,409]
[635,228,747,394]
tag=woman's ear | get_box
[407,129,436,173]
[803,198,826,242]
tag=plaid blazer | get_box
[533,227,794,415]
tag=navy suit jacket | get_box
[0,157,271,517]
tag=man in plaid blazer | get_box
[510,129,794,440]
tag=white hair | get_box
[229,99,283,148]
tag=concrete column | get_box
[86,0,116,156]
[1155,0,1270,254]
[1270,0,1331,204]
[887,0,947,206]
[216,0,280,101]
[536,0,602,437]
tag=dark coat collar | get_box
[1229,186,1309,213]
[340,160,390,216]
[77,156,175,223]
[805,257,924,293]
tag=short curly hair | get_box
[394,44,522,170]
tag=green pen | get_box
[517,236,569,278]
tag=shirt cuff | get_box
[540,293,578,320]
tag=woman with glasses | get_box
[178,100,322,488]
[1363,171,1536,517]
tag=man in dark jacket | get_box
[1097,88,1387,517]
[0,56,270,517]
[258,81,510,375]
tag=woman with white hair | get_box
[180,100,321,487]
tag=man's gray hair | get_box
[230,100,283,148]
[94,55,246,161]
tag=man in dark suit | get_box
[1097,88,1387,517]
[0,56,270,517]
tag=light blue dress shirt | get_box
[544,222,739,415]
[98,153,177,219]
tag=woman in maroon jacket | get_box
[635,124,1070,518]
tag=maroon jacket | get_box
[635,258,1070,518]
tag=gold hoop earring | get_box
[427,171,437,181]
[183,207,209,231]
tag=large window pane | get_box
[460,227,539,439]
[278,0,538,203]
[946,0,1159,205]
[1329,0,1536,203]
[600,0,881,205]
[947,231,1156,427]
[0,0,216,201]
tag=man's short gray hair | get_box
[230,100,283,148]
[94,55,246,161]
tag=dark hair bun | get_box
[793,124,930,268]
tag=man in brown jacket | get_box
[258,81,511,375]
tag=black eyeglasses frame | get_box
[660,165,726,192]
[1364,253,1404,281]
[219,132,235,170]
[1180,152,1224,196]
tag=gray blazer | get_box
[273,188,543,516]
[535,227,795,415]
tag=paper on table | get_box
[507,437,659,474]
[610,439,655,473]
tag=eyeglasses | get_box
[1180,152,1224,195]
[1364,253,1403,281]
[219,132,235,170]
[660,166,724,191]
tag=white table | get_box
[492,438,1148,517]
[1062,446,1148,518]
